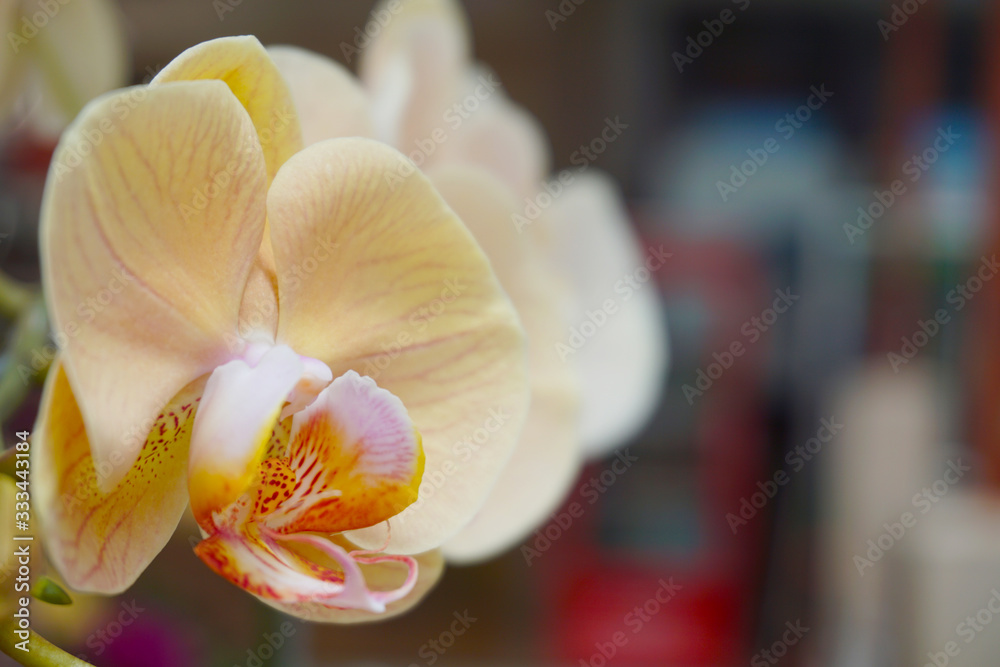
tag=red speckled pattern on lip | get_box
[187,358,424,615]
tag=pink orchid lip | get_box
[193,521,421,615]
[188,357,426,615]
[259,526,419,613]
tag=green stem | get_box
[0,274,36,320]
[0,298,50,423]
[0,445,12,476]
[0,617,95,666]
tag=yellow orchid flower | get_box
[264,0,668,563]
[31,36,529,622]
[357,0,667,462]
[267,45,580,564]
[0,0,128,137]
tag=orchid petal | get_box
[539,171,669,455]
[431,69,550,201]
[33,361,204,593]
[237,261,280,345]
[267,138,529,554]
[430,167,580,562]
[188,345,305,529]
[152,35,302,184]
[40,81,268,489]
[360,0,469,149]
[263,370,423,535]
[194,526,442,622]
[267,45,375,145]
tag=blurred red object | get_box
[540,228,777,666]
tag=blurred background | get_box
[3,0,1000,665]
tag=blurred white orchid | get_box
[267,0,669,563]
[0,0,128,138]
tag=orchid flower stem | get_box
[0,299,50,423]
[0,618,96,667]
[0,273,36,320]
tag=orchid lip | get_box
[187,342,425,614]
